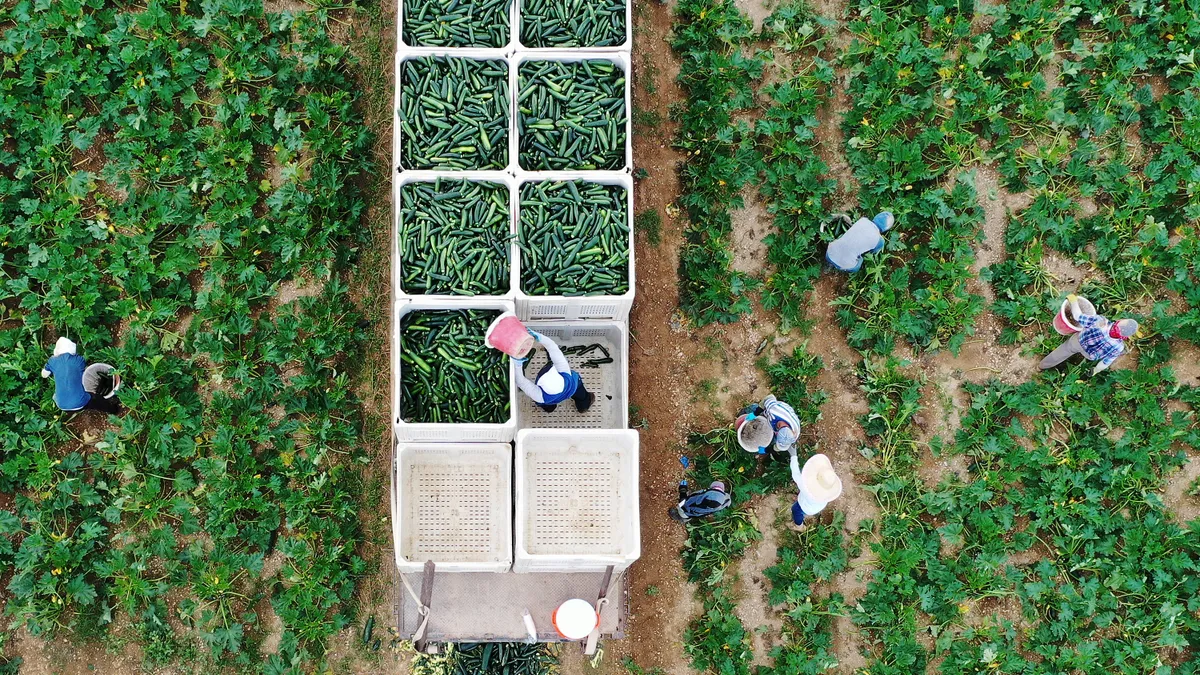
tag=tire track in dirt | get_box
[622,2,706,673]
[731,494,788,669]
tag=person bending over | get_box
[41,337,121,415]
[1039,294,1138,375]
[513,330,595,413]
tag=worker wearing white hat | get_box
[513,330,595,413]
[786,451,842,531]
[40,337,122,414]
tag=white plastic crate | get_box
[513,172,634,320]
[392,443,513,573]
[396,0,516,54]
[392,297,518,442]
[516,321,627,430]
[395,50,515,174]
[514,0,632,53]
[510,52,632,174]
[513,429,640,573]
[394,172,518,301]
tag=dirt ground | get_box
[10,1,1200,674]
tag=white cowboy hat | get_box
[53,337,77,356]
[800,454,842,502]
[537,368,566,395]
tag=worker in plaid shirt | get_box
[1039,294,1138,375]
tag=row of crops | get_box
[393,0,634,433]
[668,0,1200,674]
[0,0,373,670]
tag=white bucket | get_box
[552,599,598,640]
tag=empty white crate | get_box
[393,298,518,442]
[514,172,634,321]
[513,429,640,572]
[394,172,518,300]
[511,52,632,174]
[515,0,631,53]
[517,321,627,430]
[392,443,513,573]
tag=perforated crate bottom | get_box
[397,444,511,570]
[395,570,625,642]
[517,332,620,430]
[525,454,622,555]
[405,464,504,562]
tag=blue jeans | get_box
[791,501,806,525]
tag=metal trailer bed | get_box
[392,565,628,646]
[388,437,631,648]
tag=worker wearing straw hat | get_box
[786,452,842,532]
[1039,294,1138,375]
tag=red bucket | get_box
[1053,297,1095,335]
[484,313,535,358]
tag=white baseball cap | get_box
[53,337,77,356]
[775,425,797,450]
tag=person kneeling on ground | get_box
[786,450,842,532]
[513,330,595,413]
[668,480,731,523]
[1039,294,1138,376]
[41,337,122,415]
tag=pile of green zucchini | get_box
[403,0,511,48]
[399,56,509,170]
[517,59,627,171]
[520,0,626,48]
[399,179,512,296]
[519,181,629,296]
[400,309,510,424]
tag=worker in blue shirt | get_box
[513,330,595,413]
[41,337,121,414]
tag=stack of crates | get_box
[391,0,639,576]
